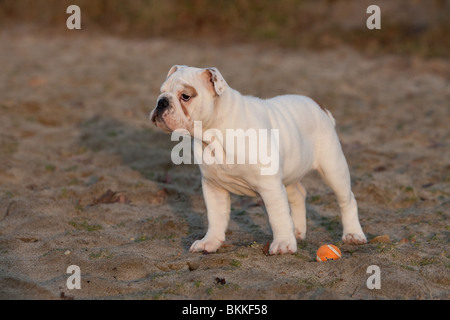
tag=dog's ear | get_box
[166,65,186,79]
[201,67,228,96]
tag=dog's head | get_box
[150,65,228,134]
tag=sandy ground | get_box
[0,30,448,300]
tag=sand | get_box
[0,30,448,300]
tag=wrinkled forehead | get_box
[160,67,203,93]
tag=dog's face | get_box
[150,65,228,134]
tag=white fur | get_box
[150,66,367,255]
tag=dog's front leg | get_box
[259,182,297,254]
[189,179,230,253]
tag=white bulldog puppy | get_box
[150,65,367,255]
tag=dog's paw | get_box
[189,237,223,253]
[294,228,306,240]
[269,237,297,255]
[342,232,367,245]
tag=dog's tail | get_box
[312,98,336,127]
[324,109,336,127]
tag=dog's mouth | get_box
[151,115,173,133]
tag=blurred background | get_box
[0,0,449,300]
[0,0,448,58]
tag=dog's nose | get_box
[151,97,170,123]
[157,97,169,110]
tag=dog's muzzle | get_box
[151,97,170,123]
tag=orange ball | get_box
[316,244,342,262]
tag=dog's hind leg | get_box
[316,136,367,245]
[286,182,307,240]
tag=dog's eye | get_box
[181,94,191,102]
